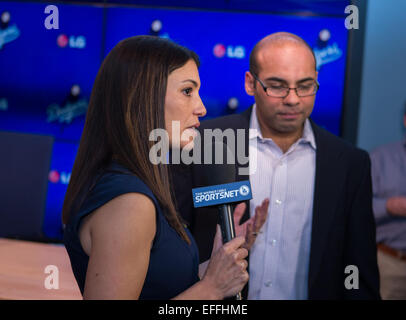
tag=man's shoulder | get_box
[199,111,250,131]
[311,121,369,160]
[370,140,404,157]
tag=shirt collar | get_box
[249,103,316,150]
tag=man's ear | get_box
[245,71,255,96]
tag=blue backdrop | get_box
[0,1,348,240]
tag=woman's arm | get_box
[80,193,248,300]
[173,225,248,300]
[81,193,156,299]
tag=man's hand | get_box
[386,196,406,217]
[233,199,269,250]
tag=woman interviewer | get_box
[62,35,268,299]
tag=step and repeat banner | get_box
[0,1,348,240]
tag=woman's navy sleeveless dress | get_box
[63,161,200,299]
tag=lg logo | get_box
[49,170,71,185]
[57,34,86,49]
[44,6,86,49]
[213,44,245,59]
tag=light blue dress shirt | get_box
[248,104,317,300]
[370,137,406,252]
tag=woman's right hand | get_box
[201,225,249,299]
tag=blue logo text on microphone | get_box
[192,181,252,208]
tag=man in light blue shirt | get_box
[173,32,380,299]
[248,104,315,299]
[245,33,317,299]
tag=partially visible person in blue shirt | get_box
[370,103,406,300]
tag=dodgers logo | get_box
[46,99,88,124]
[0,11,20,50]
[46,85,88,124]
[314,43,342,69]
[0,98,8,111]
[239,185,250,196]
[313,29,343,70]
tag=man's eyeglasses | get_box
[251,72,319,98]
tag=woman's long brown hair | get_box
[62,36,199,244]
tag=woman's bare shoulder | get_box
[79,193,156,256]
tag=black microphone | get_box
[193,141,251,300]
[198,162,237,244]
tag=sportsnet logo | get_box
[192,181,252,208]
